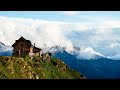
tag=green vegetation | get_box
[0,56,86,79]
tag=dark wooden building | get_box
[12,36,42,57]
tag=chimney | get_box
[34,43,35,47]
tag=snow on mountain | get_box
[46,45,105,60]
[0,42,6,51]
[0,42,13,52]
[46,45,66,53]
[80,47,102,56]
[75,47,106,60]
[107,54,120,60]
[0,42,13,56]
[53,50,120,79]
[105,42,120,60]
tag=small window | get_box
[26,51,29,53]
[16,51,18,53]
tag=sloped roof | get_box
[12,36,31,47]
[31,44,42,51]
[35,47,42,51]
[12,36,42,51]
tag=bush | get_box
[24,55,30,61]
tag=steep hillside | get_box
[0,56,85,79]
[53,50,120,79]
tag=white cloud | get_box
[61,11,79,16]
[107,54,120,60]
[76,47,104,60]
[0,16,120,60]
[0,16,74,51]
[109,42,120,48]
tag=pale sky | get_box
[0,11,120,22]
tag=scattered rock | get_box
[36,75,39,79]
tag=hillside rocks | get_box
[0,56,85,79]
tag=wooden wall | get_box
[13,41,30,57]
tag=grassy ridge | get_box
[0,56,86,79]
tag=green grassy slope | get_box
[0,56,86,79]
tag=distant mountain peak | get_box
[0,42,13,56]
[45,45,106,60]
[0,42,5,46]
[46,45,66,54]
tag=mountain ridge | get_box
[1,42,120,79]
[52,49,120,79]
[0,42,13,52]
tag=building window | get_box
[26,51,29,53]
[16,51,18,53]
